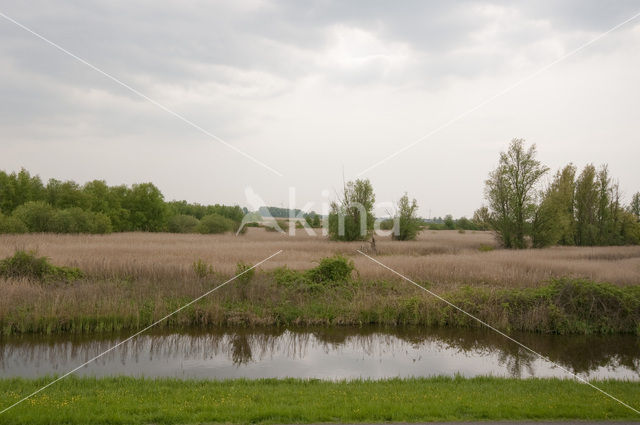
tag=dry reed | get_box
[1,229,638,288]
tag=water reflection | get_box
[0,327,638,380]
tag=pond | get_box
[1,327,638,380]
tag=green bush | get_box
[272,266,302,286]
[0,250,83,281]
[0,213,27,234]
[235,261,255,285]
[90,212,113,234]
[272,256,356,289]
[306,255,354,284]
[379,218,394,230]
[12,201,54,232]
[192,259,214,278]
[168,214,200,233]
[198,214,235,234]
[46,208,112,234]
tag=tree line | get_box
[481,139,640,248]
[0,169,245,234]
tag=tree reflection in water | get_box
[0,326,638,379]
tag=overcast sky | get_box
[1,1,639,218]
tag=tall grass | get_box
[1,271,638,335]
[0,230,638,287]
[1,230,638,335]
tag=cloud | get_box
[0,1,638,216]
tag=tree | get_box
[46,179,87,210]
[531,164,576,247]
[472,206,490,230]
[595,165,613,244]
[574,164,598,246]
[629,192,640,222]
[0,169,45,214]
[393,193,420,241]
[328,179,375,241]
[304,212,322,228]
[443,214,455,230]
[484,139,548,248]
[122,183,166,231]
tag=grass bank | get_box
[1,251,639,335]
[1,274,639,335]
[0,376,638,424]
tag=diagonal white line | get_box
[357,250,640,415]
[356,9,640,177]
[0,11,283,177]
[0,250,283,416]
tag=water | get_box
[0,327,638,380]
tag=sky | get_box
[1,0,639,218]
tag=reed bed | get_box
[1,229,638,288]
[1,230,639,335]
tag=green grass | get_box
[0,376,639,424]
[2,275,639,336]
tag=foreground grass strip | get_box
[0,376,639,424]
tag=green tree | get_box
[328,179,375,241]
[443,214,455,230]
[485,139,548,248]
[618,210,640,244]
[456,217,475,230]
[595,165,613,244]
[0,169,45,213]
[531,164,576,247]
[630,192,640,222]
[472,206,490,230]
[393,193,420,241]
[122,183,166,231]
[83,180,111,213]
[574,164,599,246]
[46,179,87,209]
[106,185,132,231]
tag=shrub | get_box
[0,250,83,281]
[235,261,255,285]
[0,213,27,234]
[12,201,54,232]
[168,214,200,233]
[198,214,235,234]
[306,255,354,283]
[193,259,214,278]
[46,209,76,233]
[264,219,288,232]
[45,208,112,234]
[90,212,113,234]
